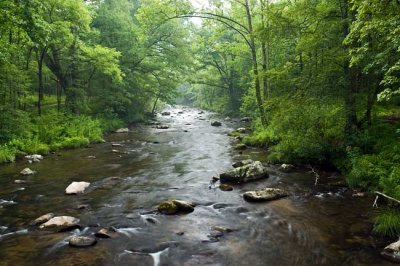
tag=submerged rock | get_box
[115,128,129,133]
[39,216,80,230]
[381,240,400,263]
[172,200,195,213]
[158,200,194,215]
[241,117,251,122]
[20,168,36,175]
[220,161,269,183]
[65,181,90,195]
[69,236,97,247]
[158,201,178,215]
[31,213,54,226]
[243,188,288,202]
[161,111,171,116]
[211,121,222,127]
[219,184,233,191]
[95,227,118,238]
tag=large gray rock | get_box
[65,181,90,194]
[69,236,97,247]
[39,216,80,230]
[220,161,269,183]
[172,200,195,213]
[95,227,118,238]
[20,168,36,175]
[32,213,54,226]
[243,188,288,202]
[381,239,400,263]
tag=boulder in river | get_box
[115,128,129,133]
[236,128,247,133]
[20,168,36,175]
[31,213,55,226]
[158,201,178,214]
[69,236,97,247]
[241,117,252,122]
[65,181,90,195]
[220,161,269,183]
[95,227,118,238]
[158,199,194,215]
[161,111,171,116]
[381,239,400,263]
[172,200,195,213]
[243,188,288,202]
[39,216,80,230]
[219,184,233,191]
[211,121,222,127]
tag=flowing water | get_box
[0,107,394,266]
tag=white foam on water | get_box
[0,199,17,206]
[0,226,7,234]
[116,227,140,237]
[150,247,169,266]
[0,229,28,241]
[46,227,90,254]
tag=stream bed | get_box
[0,107,394,265]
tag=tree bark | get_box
[37,47,47,116]
[244,0,266,126]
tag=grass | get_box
[0,112,110,163]
[374,210,400,237]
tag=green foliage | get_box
[246,95,345,165]
[374,210,400,238]
[0,109,32,143]
[56,137,90,149]
[0,145,17,163]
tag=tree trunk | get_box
[245,0,266,126]
[37,47,47,116]
[341,0,358,135]
[151,94,160,115]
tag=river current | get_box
[0,107,393,265]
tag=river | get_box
[0,107,394,265]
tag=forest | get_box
[1,0,400,245]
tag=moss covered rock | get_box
[158,201,178,215]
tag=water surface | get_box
[0,107,393,265]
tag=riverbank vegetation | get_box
[1,0,399,236]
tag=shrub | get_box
[0,145,16,163]
[374,210,400,237]
[58,136,90,149]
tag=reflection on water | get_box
[0,107,394,265]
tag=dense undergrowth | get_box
[0,109,124,164]
[243,98,400,237]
